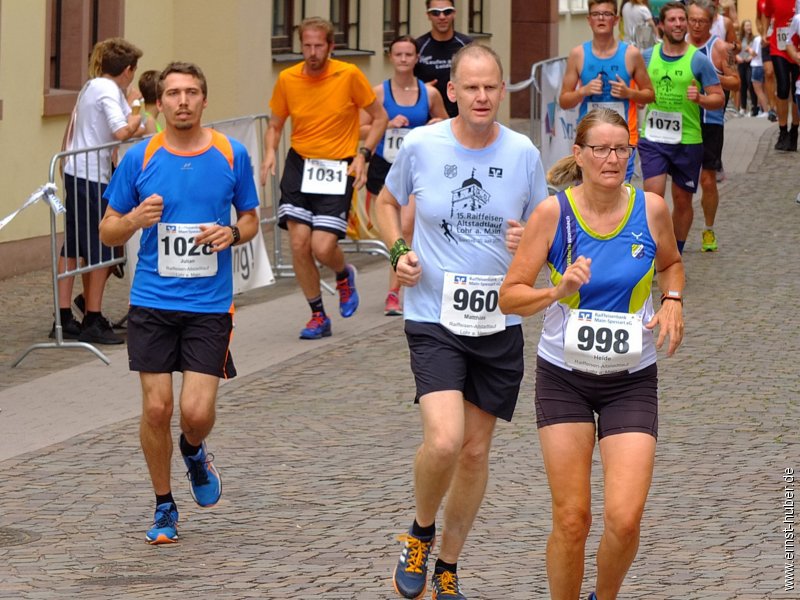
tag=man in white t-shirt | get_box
[55,38,144,345]
[378,44,548,599]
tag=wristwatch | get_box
[359,147,372,162]
[227,225,241,245]
[660,290,683,305]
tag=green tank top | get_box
[644,44,702,145]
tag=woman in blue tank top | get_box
[499,108,685,600]
[361,35,447,316]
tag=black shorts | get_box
[61,174,113,264]
[534,356,658,439]
[762,44,771,64]
[278,147,355,239]
[127,306,236,379]
[404,321,524,422]
[366,155,392,196]
[772,55,800,100]
[701,123,724,172]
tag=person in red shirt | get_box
[764,0,800,150]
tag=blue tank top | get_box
[375,79,431,159]
[696,35,725,125]
[579,41,632,123]
[538,185,657,371]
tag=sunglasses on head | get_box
[427,7,455,17]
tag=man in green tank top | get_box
[637,1,724,254]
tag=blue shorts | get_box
[638,139,703,193]
[751,66,764,83]
[61,174,113,264]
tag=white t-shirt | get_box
[751,35,763,68]
[710,14,727,42]
[64,77,131,183]
[622,4,652,43]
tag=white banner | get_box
[540,58,580,173]
[211,118,275,294]
[124,118,275,295]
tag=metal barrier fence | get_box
[14,61,575,367]
[14,113,389,367]
[506,57,568,196]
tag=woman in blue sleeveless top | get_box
[361,35,447,316]
[499,108,685,600]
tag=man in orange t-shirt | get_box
[261,17,389,339]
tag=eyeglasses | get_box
[427,7,456,17]
[581,145,634,159]
[688,18,710,26]
[589,11,616,19]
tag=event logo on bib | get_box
[445,168,503,242]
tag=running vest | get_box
[696,35,725,125]
[375,79,430,160]
[644,44,703,144]
[538,185,657,372]
[579,40,633,123]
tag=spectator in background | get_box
[55,38,145,345]
[623,0,659,47]
[138,70,163,135]
[736,19,758,115]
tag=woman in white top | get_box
[622,0,658,48]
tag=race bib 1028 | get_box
[157,222,217,278]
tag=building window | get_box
[560,0,589,14]
[383,0,411,47]
[44,0,124,116]
[330,0,351,48]
[469,0,486,35]
[272,0,295,54]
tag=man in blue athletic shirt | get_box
[100,62,260,545]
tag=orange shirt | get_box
[270,59,376,159]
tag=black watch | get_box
[359,147,372,162]
[227,225,241,245]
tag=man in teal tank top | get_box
[560,0,655,182]
[637,1,724,253]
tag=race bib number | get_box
[158,222,217,278]
[644,109,683,144]
[588,101,626,121]
[440,272,505,337]
[777,27,790,51]
[563,309,642,375]
[382,128,410,163]
[300,159,348,195]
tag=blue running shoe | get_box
[336,264,359,317]
[588,593,598,600]
[431,570,466,599]
[299,312,332,340]
[183,442,221,507]
[393,531,435,599]
[145,502,178,545]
